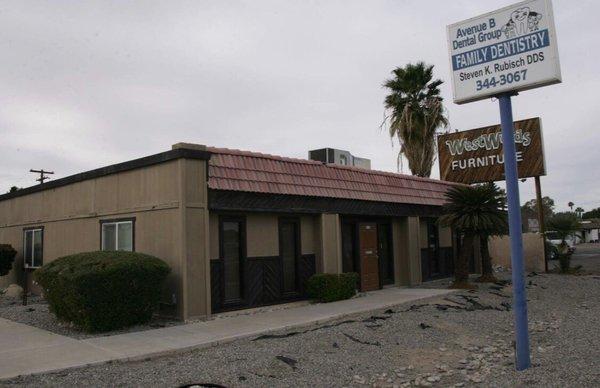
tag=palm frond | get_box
[382,62,448,177]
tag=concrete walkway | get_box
[0,287,452,380]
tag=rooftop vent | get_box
[308,148,371,170]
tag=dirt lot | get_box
[2,260,599,388]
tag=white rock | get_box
[426,375,441,382]
[470,373,484,383]
[3,284,23,298]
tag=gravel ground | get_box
[2,270,599,387]
[0,296,180,339]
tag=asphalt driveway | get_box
[570,243,600,273]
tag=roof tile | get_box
[206,147,458,207]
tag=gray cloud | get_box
[1,0,598,212]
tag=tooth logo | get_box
[502,7,543,39]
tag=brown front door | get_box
[359,223,379,291]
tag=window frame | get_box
[23,226,44,269]
[99,217,136,252]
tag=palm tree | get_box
[568,201,574,211]
[575,207,584,219]
[474,183,508,282]
[382,62,448,177]
[546,213,581,272]
[439,184,508,288]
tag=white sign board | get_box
[447,0,561,104]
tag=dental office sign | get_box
[438,117,546,184]
[447,0,561,104]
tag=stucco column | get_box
[177,156,211,321]
[318,213,342,274]
[394,216,422,286]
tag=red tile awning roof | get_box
[207,147,457,207]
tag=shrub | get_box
[34,251,170,332]
[0,244,17,276]
[306,272,359,303]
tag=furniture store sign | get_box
[438,117,546,184]
[447,0,561,104]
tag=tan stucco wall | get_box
[208,212,317,261]
[394,216,422,286]
[178,158,210,320]
[439,226,452,248]
[319,213,342,274]
[246,213,279,257]
[489,233,545,272]
[0,158,211,320]
[300,215,316,255]
[0,161,182,290]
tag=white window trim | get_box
[101,220,134,251]
[23,228,43,269]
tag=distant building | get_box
[579,219,600,243]
[308,148,371,170]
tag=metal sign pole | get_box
[498,93,531,370]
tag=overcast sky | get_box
[1,0,598,212]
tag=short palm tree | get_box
[547,213,580,251]
[382,62,448,177]
[439,183,508,288]
[546,212,581,272]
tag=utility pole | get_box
[29,169,54,184]
[535,177,548,272]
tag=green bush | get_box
[34,251,170,332]
[306,272,359,303]
[0,244,17,277]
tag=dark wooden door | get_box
[359,223,379,292]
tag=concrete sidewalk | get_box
[0,287,452,380]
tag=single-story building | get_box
[0,143,468,320]
[578,219,600,243]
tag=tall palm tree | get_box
[568,201,574,211]
[382,62,448,177]
[439,184,508,288]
